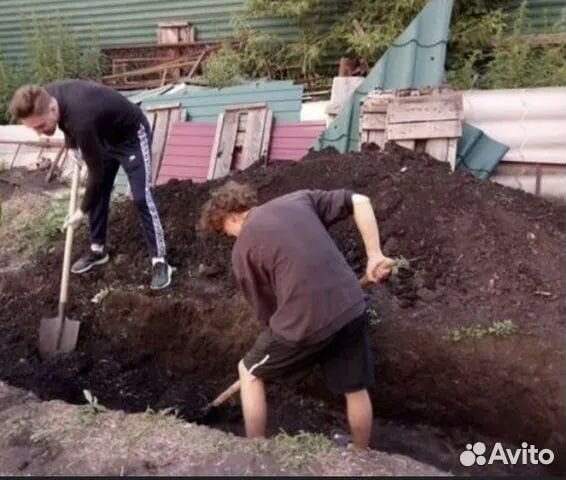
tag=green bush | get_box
[449,2,566,89]
[0,17,103,125]
[14,197,68,255]
[0,54,20,123]
[24,17,104,84]
[236,0,565,89]
[202,45,245,87]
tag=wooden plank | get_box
[172,107,186,123]
[387,99,463,123]
[446,138,458,171]
[207,113,225,180]
[144,111,157,133]
[361,113,386,130]
[241,108,266,169]
[8,143,21,168]
[45,147,66,182]
[392,91,459,103]
[0,139,65,148]
[395,140,415,150]
[211,111,239,179]
[145,102,182,112]
[188,48,209,78]
[367,130,385,148]
[362,94,395,113]
[260,110,273,164]
[224,102,267,111]
[386,120,462,141]
[425,138,449,162]
[102,57,199,81]
[362,102,390,114]
[236,131,246,146]
[150,109,170,184]
[237,112,248,133]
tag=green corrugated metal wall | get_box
[1,1,560,65]
[511,0,566,33]
[0,0,302,63]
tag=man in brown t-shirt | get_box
[200,182,394,449]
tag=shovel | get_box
[199,274,378,419]
[198,379,242,421]
[38,160,82,359]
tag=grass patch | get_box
[80,390,108,416]
[444,320,518,342]
[13,196,68,255]
[273,430,334,471]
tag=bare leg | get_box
[345,389,373,450]
[238,360,267,438]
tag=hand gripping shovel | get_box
[38,160,81,359]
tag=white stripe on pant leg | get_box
[137,124,166,258]
[247,354,270,381]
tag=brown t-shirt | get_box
[232,189,366,346]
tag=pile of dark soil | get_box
[0,144,563,475]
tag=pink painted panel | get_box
[269,121,325,163]
[158,120,325,184]
[157,121,216,185]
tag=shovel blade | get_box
[39,316,80,359]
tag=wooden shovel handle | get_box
[210,379,241,408]
[59,160,81,306]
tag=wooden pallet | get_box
[144,103,186,185]
[361,88,463,169]
[208,103,273,180]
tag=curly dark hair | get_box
[199,181,258,233]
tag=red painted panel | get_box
[158,121,216,184]
[269,121,324,163]
[158,120,325,184]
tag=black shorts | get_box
[243,312,374,394]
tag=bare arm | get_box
[352,194,394,282]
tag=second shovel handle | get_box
[210,379,241,408]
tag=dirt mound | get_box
[0,143,563,475]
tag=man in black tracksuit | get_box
[10,80,172,289]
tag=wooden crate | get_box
[360,91,396,148]
[157,21,195,44]
[361,88,463,170]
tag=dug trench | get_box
[0,144,564,476]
